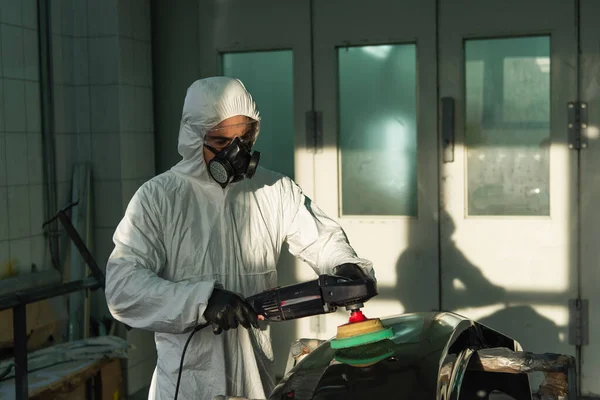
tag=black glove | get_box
[333,263,370,281]
[204,288,259,335]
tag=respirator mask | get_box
[203,120,261,188]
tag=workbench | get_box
[0,357,122,400]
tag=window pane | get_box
[338,44,417,216]
[222,50,295,179]
[465,36,550,216]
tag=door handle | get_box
[441,97,455,163]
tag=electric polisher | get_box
[246,274,395,367]
[175,274,391,400]
[245,274,377,321]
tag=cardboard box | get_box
[100,358,124,400]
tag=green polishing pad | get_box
[330,327,394,349]
[333,339,396,367]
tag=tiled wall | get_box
[0,0,47,277]
[0,0,157,395]
[50,0,157,395]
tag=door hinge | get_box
[567,102,588,150]
[305,110,323,153]
[568,299,589,346]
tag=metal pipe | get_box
[0,277,102,312]
[37,0,60,270]
[41,202,106,287]
[575,1,583,394]
[13,304,28,400]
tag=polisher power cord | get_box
[174,322,210,400]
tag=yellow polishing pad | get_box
[336,318,386,339]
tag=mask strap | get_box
[203,143,219,155]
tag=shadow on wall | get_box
[392,210,563,357]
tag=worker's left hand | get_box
[333,263,371,281]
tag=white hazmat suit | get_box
[105,77,374,400]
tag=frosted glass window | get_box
[465,36,550,216]
[222,51,295,179]
[338,44,417,216]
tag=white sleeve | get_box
[282,179,375,280]
[104,184,216,334]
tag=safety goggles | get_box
[204,120,260,150]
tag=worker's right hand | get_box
[204,288,259,334]
[334,263,371,281]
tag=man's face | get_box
[203,115,258,164]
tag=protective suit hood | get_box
[172,77,261,179]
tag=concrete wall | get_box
[53,0,157,395]
[151,0,200,173]
[1,0,158,395]
[0,0,46,277]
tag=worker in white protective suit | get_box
[104,76,375,400]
